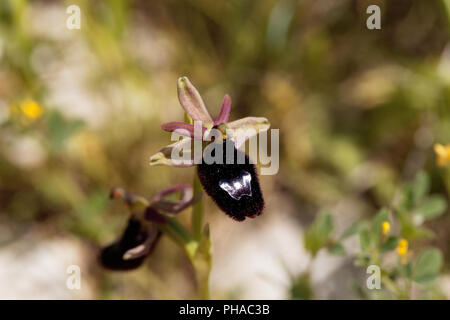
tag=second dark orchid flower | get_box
[100,185,198,271]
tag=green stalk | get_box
[159,203,210,300]
[191,171,211,299]
[182,112,211,299]
[381,275,402,298]
[193,224,212,300]
[159,217,197,260]
[192,174,203,241]
[195,261,210,299]
[184,111,205,241]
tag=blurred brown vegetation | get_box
[0,0,450,299]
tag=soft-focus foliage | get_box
[302,172,447,299]
[1,0,450,299]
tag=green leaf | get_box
[403,262,413,279]
[412,171,430,206]
[380,236,399,252]
[341,220,366,240]
[399,185,415,212]
[329,243,346,255]
[317,211,333,238]
[304,211,333,256]
[415,195,447,221]
[371,208,389,236]
[400,219,435,240]
[47,110,84,151]
[359,229,371,252]
[290,273,313,300]
[413,248,443,285]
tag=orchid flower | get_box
[149,77,270,221]
[149,77,270,167]
[100,185,198,271]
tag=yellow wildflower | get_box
[396,238,408,257]
[434,143,450,166]
[20,99,43,121]
[381,221,390,236]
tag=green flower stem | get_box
[381,275,402,298]
[194,255,211,300]
[192,174,203,241]
[182,111,211,299]
[158,209,211,300]
[183,111,204,240]
[201,278,210,300]
[193,224,212,300]
[191,174,211,300]
[159,217,197,260]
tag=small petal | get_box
[149,138,195,167]
[144,206,168,224]
[152,184,191,202]
[161,122,206,139]
[152,184,200,213]
[214,94,232,125]
[122,225,160,260]
[100,218,158,271]
[177,77,213,124]
[226,117,270,148]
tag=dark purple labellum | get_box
[100,218,160,271]
[197,139,264,221]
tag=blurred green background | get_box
[0,0,450,299]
